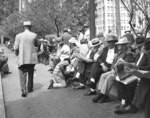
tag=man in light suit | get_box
[14,21,38,97]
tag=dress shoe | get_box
[114,104,138,114]
[48,68,53,72]
[28,89,33,93]
[115,104,128,110]
[21,90,27,97]
[73,84,85,90]
[92,93,104,103]
[4,72,12,74]
[72,77,79,82]
[84,90,96,96]
[97,96,110,103]
[48,80,54,89]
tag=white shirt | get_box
[60,45,70,61]
[106,48,115,64]
[79,44,89,57]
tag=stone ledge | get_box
[0,73,6,118]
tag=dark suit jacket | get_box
[97,46,117,68]
[132,53,150,109]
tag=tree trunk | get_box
[55,18,60,37]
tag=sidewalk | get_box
[1,45,144,118]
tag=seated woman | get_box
[48,58,70,89]
[92,37,135,103]
[114,37,150,116]
[72,38,102,89]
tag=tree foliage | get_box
[2,0,89,39]
[21,0,89,37]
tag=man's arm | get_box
[132,70,150,79]
[34,34,39,47]
[14,35,20,56]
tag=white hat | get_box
[115,37,130,45]
[69,37,77,44]
[23,21,32,26]
[91,38,102,47]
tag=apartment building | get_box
[95,0,130,36]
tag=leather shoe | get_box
[114,104,138,114]
[115,104,128,110]
[73,84,85,90]
[97,96,110,103]
[28,89,33,93]
[92,93,104,103]
[84,90,96,96]
[21,90,27,97]
[4,72,12,74]
[48,80,54,89]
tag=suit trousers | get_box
[90,63,104,89]
[97,70,115,95]
[18,64,35,92]
[145,90,150,118]
[132,79,150,109]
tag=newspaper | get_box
[114,58,139,84]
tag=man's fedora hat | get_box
[23,21,32,26]
[115,37,130,45]
[142,38,150,53]
[107,35,118,42]
[69,37,77,44]
[91,38,102,47]
[135,36,145,47]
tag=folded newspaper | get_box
[114,58,139,84]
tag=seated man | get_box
[84,35,118,96]
[72,38,101,89]
[113,36,144,112]
[114,37,150,115]
[92,37,135,103]
[0,48,11,75]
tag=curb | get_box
[0,73,6,118]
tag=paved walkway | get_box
[1,45,144,118]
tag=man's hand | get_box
[101,63,108,72]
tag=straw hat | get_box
[69,37,77,44]
[107,35,118,42]
[91,38,102,47]
[115,37,130,45]
[23,21,32,26]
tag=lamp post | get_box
[89,0,96,40]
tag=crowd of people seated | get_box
[46,27,150,118]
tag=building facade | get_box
[95,0,130,36]
[19,0,33,12]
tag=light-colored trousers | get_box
[97,70,116,95]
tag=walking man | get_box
[14,21,38,97]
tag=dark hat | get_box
[107,35,118,42]
[63,28,68,32]
[80,38,87,44]
[142,39,150,53]
[135,36,145,47]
